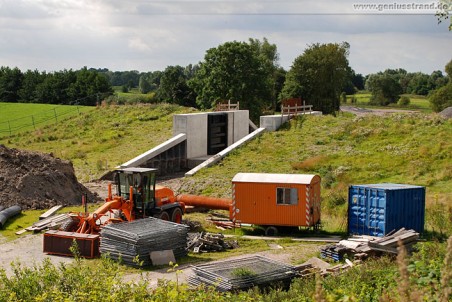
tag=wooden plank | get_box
[15,229,28,235]
[39,205,63,220]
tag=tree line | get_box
[365,67,450,107]
[2,38,451,116]
[0,67,113,105]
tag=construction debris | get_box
[25,213,71,232]
[206,217,238,229]
[320,228,419,261]
[187,232,239,253]
[39,205,63,220]
[99,217,189,267]
[182,219,202,231]
[188,255,296,292]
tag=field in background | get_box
[0,102,94,138]
[346,92,432,112]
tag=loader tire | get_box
[158,211,170,221]
[60,217,80,232]
[170,207,183,224]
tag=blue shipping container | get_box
[348,183,425,237]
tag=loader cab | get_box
[114,167,157,215]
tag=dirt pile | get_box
[0,145,98,210]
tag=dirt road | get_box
[340,106,419,116]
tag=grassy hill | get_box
[1,103,197,181]
[1,103,450,234]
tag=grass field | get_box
[346,92,432,112]
[0,102,93,138]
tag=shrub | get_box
[398,96,411,106]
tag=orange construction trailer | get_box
[230,173,321,235]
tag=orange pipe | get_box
[176,194,232,211]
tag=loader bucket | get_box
[43,230,100,258]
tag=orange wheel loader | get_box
[43,167,185,258]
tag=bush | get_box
[398,96,411,106]
[429,83,452,112]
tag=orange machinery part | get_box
[176,194,232,211]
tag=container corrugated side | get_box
[348,183,425,237]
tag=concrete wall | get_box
[173,110,249,159]
[260,111,322,131]
[173,113,208,158]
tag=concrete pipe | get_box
[176,194,232,211]
[0,205,22,228]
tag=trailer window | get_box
[276,188,298,205]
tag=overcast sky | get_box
[0,0,450,75]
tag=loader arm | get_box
[78,186,135,234]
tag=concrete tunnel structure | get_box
[117,108,322,177]
[118,110,261,177]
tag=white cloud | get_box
[0,0,450,74]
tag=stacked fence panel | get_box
[188,255,296,291]
[100,217,189,267]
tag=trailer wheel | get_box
[158,211,170,221]
[170,207,183,224]
[60,217,80,232]
[264,226,278,236]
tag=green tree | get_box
[35,69,77,104]
[138,75,152,94]
[18,69,45,103]
[0,66,23,102]
[436,0,452,30]
[190,40,276,121]
[68,67,113,105]
[157,65,196,107]
[429,59,452,112]
[248,37,281,111]
[281,42,351,114]
[366,70,403,105]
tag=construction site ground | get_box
[0,229,327,287]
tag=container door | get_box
[367,189,386,236]
[349,186,368,235]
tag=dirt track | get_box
[340,106,419,116]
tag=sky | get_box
[0,0,451,76]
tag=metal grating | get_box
[188,255,296,291]
[100,217,189,267]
